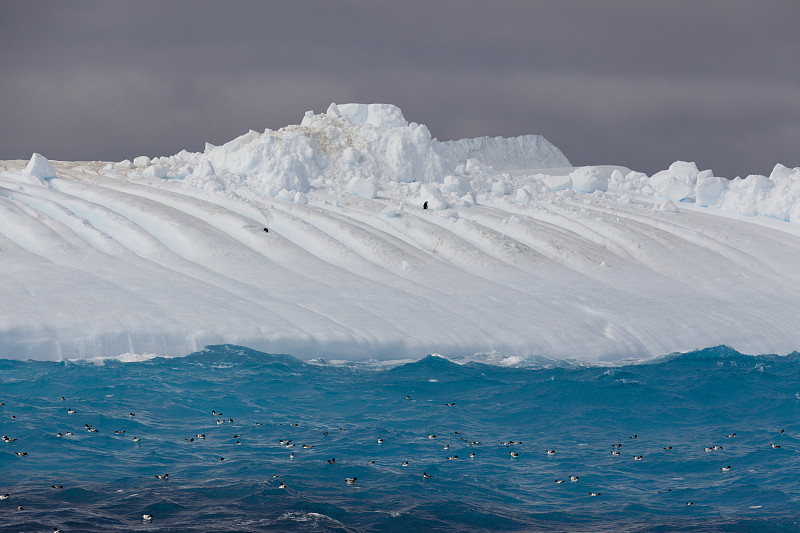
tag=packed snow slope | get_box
[2,103,800,362]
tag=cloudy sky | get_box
[2,0,798,177]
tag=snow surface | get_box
[1,103,800,362]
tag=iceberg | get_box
[1,103,799,362]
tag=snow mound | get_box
[435,134,570,171]
[124,103,570,204]
[22,153,56,185]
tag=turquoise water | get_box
[1,345,799,532]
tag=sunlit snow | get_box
[1,103,799,361]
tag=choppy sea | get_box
[1,345,799,532]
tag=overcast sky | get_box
[1,0,798,177]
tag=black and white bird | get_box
[345,477,357,485]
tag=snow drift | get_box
[1,103,799,362]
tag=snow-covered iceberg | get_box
[1,104,799,362]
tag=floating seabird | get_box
[726,433,736,438]
[629,435,637,439]
[634,455,643,461]
[345,477,357,485]
[510,452,519,458]
[67,409,76,415]
[589,492,601,497]
[555,479,566,483]
[302,444,314,449]
[546,450,556,455]
[713,446,723,450]
[185,438,195,442]
[687,502,694,506]
[445,402,455,406]
[570,476,579,482]
[155,474,169,479]
[290,453,295,460]
[402,461,409,467]
[196,434,205,439]
[704,447,713,452]
[115,430,125,434]
[327,458,335,464]
[611,451,620,455]
[60,397,66,401]
[377,438,384,444]
[454,431,461,435]
[3,436,16,442]
[234,434,240,438]
[470,452,475,458]
[0,494,9,500]
[443,444,450,450]
[720,465,731,471]
[423,472,432,479]
[369,460,375,464]
[142,514,152,522]
[212,410,221,415]
[428,434,436,439]
[405,395,411,399]
[51,485,63,489]
[323,432,328,436]
[612,444,622,448]
[279,482,286,489]
[220,457,226,461]
[663,446,672,450]
[17,505,23,510]
[14,452,27,456]
[447,455,458,460]
[771,444,781,449]
[65,432,73,436]
[129,413,135,417]
[88,428,98,433]
[133,437,140,442]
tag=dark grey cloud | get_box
[1,0,798,177]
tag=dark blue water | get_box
[1,345,799,532]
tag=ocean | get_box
[1,345,798,532]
